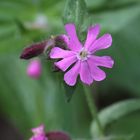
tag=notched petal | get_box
[55,56,77,72]
[90,33,112,52]
[84,24,100,49]
[92,56,114,68]
[79,61,93,85]
[64,61,80,86]
[50,47,75,59]
[87,58,106,81]
[65,23,82,51]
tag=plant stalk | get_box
[83,85,104,137]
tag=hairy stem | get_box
[83,85,104,137]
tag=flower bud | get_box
[54,35,69,50]
[20,35,69,60]
[46,131,71,140]
[27,59,42,79]
[20,41,47,60]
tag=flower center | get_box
[77,49,89,61]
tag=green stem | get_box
[83,85,104,137]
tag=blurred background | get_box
[0,0,140,140]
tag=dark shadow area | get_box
[0,115,23,140]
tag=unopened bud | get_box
[20,41,47,59]
[27,59,42,79]
[54,35,69,50]
[46,131,71,140]
[20,35,69,60]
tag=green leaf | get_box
[107,112,140,140]
[90,4,140,33]
[92,135,134,140]
[63,0,87,31]
[101,135,133,140]
[87,0,140,12]
[91,99,140,139]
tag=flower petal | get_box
[55,56,77,72]
[79,61,93,85]
[31,124,45,135]
[50,47,75,59]
[65,23,82,51]
[84,24,100,49]
[87,57,106,81]
[64,61,80,86]
[89,33,112,53]
[92,55,114,68]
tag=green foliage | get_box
[107,112,140,140]
[91,5,140,32]
[91,99,140,139]
[0,0,140,139]
[0,0,64,53]
[0,56,91,138]
[101,13,140,96]
[63,0,87,31]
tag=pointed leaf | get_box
[91,99,140,139]
[63,0,87,31]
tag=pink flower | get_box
[50,23,114,86]
[29,125,48,140]
[27,59,42,79]
[29,124,71,140]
